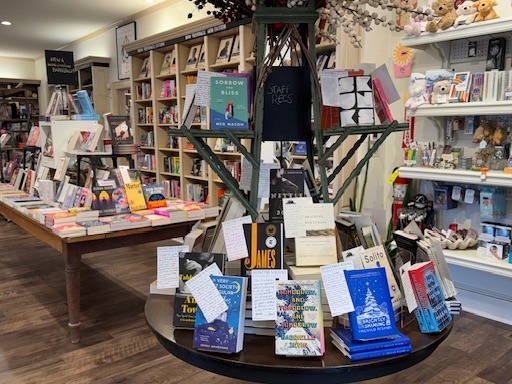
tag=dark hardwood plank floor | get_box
[1,217,512,384]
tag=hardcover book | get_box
[186,44,202,69]
[142,183,166,209]
[210,77,249,130]
[112,187,130,214]
[106,115,133,145]
[173,252,225,328]
[241,222,284,294]
[275,280,324,356]
[124,181,147,212]
[91,186,116,216]
[193,275,248,353]
[160,51,176,75]
[216,36,234,64]
[330,327,410,354]
[448,72,471,103]
[269,168,306,221]
[408,261,452,333]
[331,337,412,361]
[344,267,398,341]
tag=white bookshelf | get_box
[398,167,512,187]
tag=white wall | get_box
[0,57,36,79]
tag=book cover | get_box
[372,78,394,125]
[408,261,452,333]
[360,245,402,310]
[448,71,471,103]
[106,115,133,145]
[230,35,240,61]
[26,126,40,147]
[344,267,398,341]
[112,187,130,214]
[469,73,484,102]
[425,69,454,99]
[275,280,324,356]
[173,252,225,328]
[91,186,116,216]
[142,183,167,209]
[210,77,249,130]
[241,222,284,293]
[331,328,410,353]
[269,168,306,221]
[124,181,147,212]
[160,51,175,75]
[216,36,234,64]
[331,337,412,361]
[186,44,202,68]
[193,275,248,353]
[486,37,506,71]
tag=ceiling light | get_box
[1,21,12,26]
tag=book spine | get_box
[349,345,413,361]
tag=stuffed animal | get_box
[430,79,452,104]
[473,122,494,143]
[397,0,419,27]
[453,0,477,26]
[404,14,427,35]
[473,0,500,22]
[426,0,457,32]
[405,77,428,116]
[493,125,503,145]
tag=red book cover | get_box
[372,78,394,125]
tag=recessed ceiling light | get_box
[1,21,12,26]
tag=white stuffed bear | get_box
[430,79,452,104]
[404,15,425,36]
[454,0,477,27]
[405,76,428,116]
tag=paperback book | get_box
[331,337,412,361]
[173,252,225,328]
[344,267,398,341]
[193,275,248,354]
[275,280,324,356]
[330,327,410,354]
[210,76,249,130]
[124,181,147,212]
[92,186,116,216]
[142,183,166,209]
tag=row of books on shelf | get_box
[137,107,154,124]
[136,154,156,171]
[159,79,177,98]
[163,179,181,199]
[159,106,178,124]
[191,158,208,178]
[166,156,180,174]
[135,83,152,100]
[186,183,208,203]
[139,131,154,147]
[167,135,179,149]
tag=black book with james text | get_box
[173,252,225,328]
[241,222,284,295]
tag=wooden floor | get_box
[1,218,512,384]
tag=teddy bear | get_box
[473,0,500,22]
[404,14,428,35]
[397,0,419,27]
[493,125,503,145]
[426,0,457,32]
[430,79,452,104]
[472,122,494,143]
[453,0,477,27]
[405,76,428,116]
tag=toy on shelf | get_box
[472,0,499,22]
[405,74,428,116]
[453,0,477,26]
[404,12,428,35]
[472,122,494,143]
[425,0,457,32]
[430,79,452,104]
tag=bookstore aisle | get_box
[0,218,511,384]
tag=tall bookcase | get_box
[71,56,110,117]
[126,18,254,206]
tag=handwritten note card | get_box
[399,261,418,313]
[222,215,253,261]
[320,261,355,317]
[195,71,226,107]
[251,269,289,321]
[238,157,252,191]
[282,197,312,238]
[156,245,190,289]
[258,163,279,198]
[185,263,226,323]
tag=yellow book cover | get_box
[124,181,147,212]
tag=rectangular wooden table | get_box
[0,201,195,344]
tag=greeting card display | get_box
[338,76,374,127]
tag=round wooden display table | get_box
[145,295,452,384]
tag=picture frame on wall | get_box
[116,21,137,80]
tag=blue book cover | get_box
[344,267,397,341]
[332,338,413,361]
[210,77,248,130]
[193,276,247,353]
[331,328,410,353]
[275,280,324,356]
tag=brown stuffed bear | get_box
[473,0,500,22]
[473,122,494,143]
[426,0,457,32]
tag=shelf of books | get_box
[71,56,110,117]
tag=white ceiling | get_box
[0,0,170,60]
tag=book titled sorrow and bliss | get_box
[193,275,248,354]
[210,77,248,130]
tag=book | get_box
[216,36,234,64]
[469,73,484,102]
[139,57,150,78]
[331,337,413,361]
[408,261,452,333]
[186,44,202,69]
[193,275,248,354]
[359,245,402,310]
[330,327,410,354]
[486,37,506,71]
[106,115,133,146]
[210,76,249,130]
[269,168,306,221]
[91,186,116,216]
[372,77,394,125]
[142,183,166,209]
[229,35,240,61]
[26,125,40,147]
[241,222,284,294]
[344,267,398,341]
[173,252,225,328]
[112,187,130,214]
[448,71,471,103]
[159,51,175,75]
[275,280,324,356]
[124,181,147,212]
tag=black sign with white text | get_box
[45,50,76,85]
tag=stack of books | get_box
[52,223,87,238]
[113,143,140,155]
[330,328,412,361]
[445,297,462,315]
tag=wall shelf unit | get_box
[71,56,110,117]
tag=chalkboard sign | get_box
[262,66,311,141]
[45,50,77,85]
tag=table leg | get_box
[63,242,81,344]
